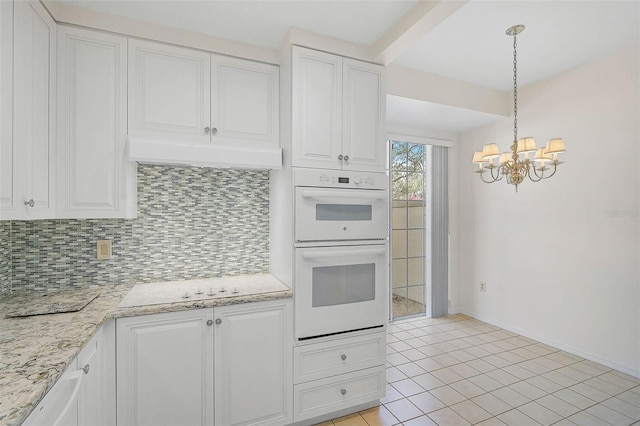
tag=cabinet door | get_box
[117,310,214,426]
[57,26,135,219]
[211,55,279,149]
[214,300,292,426]
[0,0,15,218]
[292,47,342,170]
[342,59,386,173]
[77,322,116,426]
[12,0,56,219]
[129,39,210,144]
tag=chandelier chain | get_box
[513,35,518,143]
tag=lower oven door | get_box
[295,244,388,340]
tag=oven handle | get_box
[301,190,386,202]
[302,248,386,259]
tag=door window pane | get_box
[390,140,428,320]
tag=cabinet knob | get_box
[341,389,347,396]
[24,199,35,207]
[81,363,90,375]
[207,319,213,326]
[211,127,218,135]
[338,154,343,161]
[215,318,222,325]
[341,354,347,361]
[343,155,349,163]
[205,126,211,134]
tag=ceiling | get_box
[58,0,640,135]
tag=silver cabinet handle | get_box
[24,199,34,207]
[215,318,222,325]
[338,154,343,161]
[205,126,211,134]
[207,319,213,326]
[81,363,89,375]
[341,389,347,396]
[211,127,218,135]
[341,354,347,361]
[343,155,349,162]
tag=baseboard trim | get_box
[460,309,640,379]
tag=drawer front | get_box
[294,365,385,422]
[294,331,385,384]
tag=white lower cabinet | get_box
[23,322,115,426]
[116,309,215,426]
[78,321,116,426]
[292,330,386,423]
[294,366,385,421]
[214,301,292,426]
[116,300,292,426]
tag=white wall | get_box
[453,45,640,376]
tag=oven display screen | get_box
[338,177,349,184]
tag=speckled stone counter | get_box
[0,275,292,426]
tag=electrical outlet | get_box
[480,281,487,292]
[97,240,112,260]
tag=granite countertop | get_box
[0,274,292,426]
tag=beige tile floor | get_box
[319,314,640,426]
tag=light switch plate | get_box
[97,240,112,260]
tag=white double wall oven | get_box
[293,168,389,340]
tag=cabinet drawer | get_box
[294,365,385,422]
[294,331,385,384]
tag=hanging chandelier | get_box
[472,24,566,191]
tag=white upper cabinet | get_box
[292,48,343,169]
[212,56,279,149]
[128,39,211,144]
[292,47,385,173]
[2,0,56,220]
[57,26,136,219]
[0,1,14,217]
[128,39,280,169]
[341,58,386,173]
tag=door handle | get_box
[302,248,386,259]
[301,190,386,201]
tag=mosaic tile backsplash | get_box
[5,165,270,292]
[0,221,9,295]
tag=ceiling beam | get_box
[387,65,510,117]
[372,0,469,65]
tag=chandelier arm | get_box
[527,164,545,182]
[489,165,504,182]
[542,163,559,179]
[479,167,501,183]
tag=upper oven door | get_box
[295,187,388,242]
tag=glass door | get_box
[390,141,429,319]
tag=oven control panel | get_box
[295,168,388,190]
